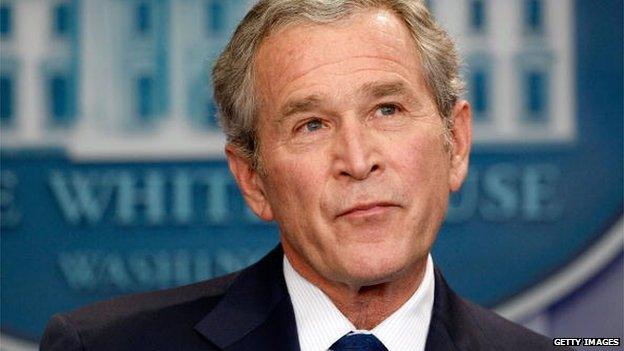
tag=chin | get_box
[336,250,410,286]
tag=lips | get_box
[337,202,399,218]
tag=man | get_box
[41,1,561,350]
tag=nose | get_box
[332,119,381,180]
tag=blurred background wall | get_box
[0,0,622,349]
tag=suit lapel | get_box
[425,267,488,351]
[194,245,300,351]
[425,267,459,351]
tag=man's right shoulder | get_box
[40,272,239,351]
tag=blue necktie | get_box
[329,332,389,351]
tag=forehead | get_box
[254,9,424,106]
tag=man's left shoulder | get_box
[457,296,558,350]
[432,268,567,351]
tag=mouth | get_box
[337,202,400,219]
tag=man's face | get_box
[228,9,471,287]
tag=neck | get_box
[329,269,426,330]
[284,244,428,330]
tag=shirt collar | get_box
[283,255,435,351]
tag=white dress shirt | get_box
[283,254,435,351]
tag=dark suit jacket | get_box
[41,245,559,350]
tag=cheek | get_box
[263,152,328,220]
[392,132,449,188]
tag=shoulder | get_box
[40,272,238,351]
[66,271,238,324]
[456,296,556,350]
[431,268,567,351]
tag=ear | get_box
[225,144,274,221]
[448,100,472,192]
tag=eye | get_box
[297,118,325,133]
[377,104,398,117]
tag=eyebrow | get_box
[358,80,411,99]
[278,95,323,123]
[360,80,423,111]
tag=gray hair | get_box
[212,0,464,168]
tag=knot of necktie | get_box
[329,332,389,351]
